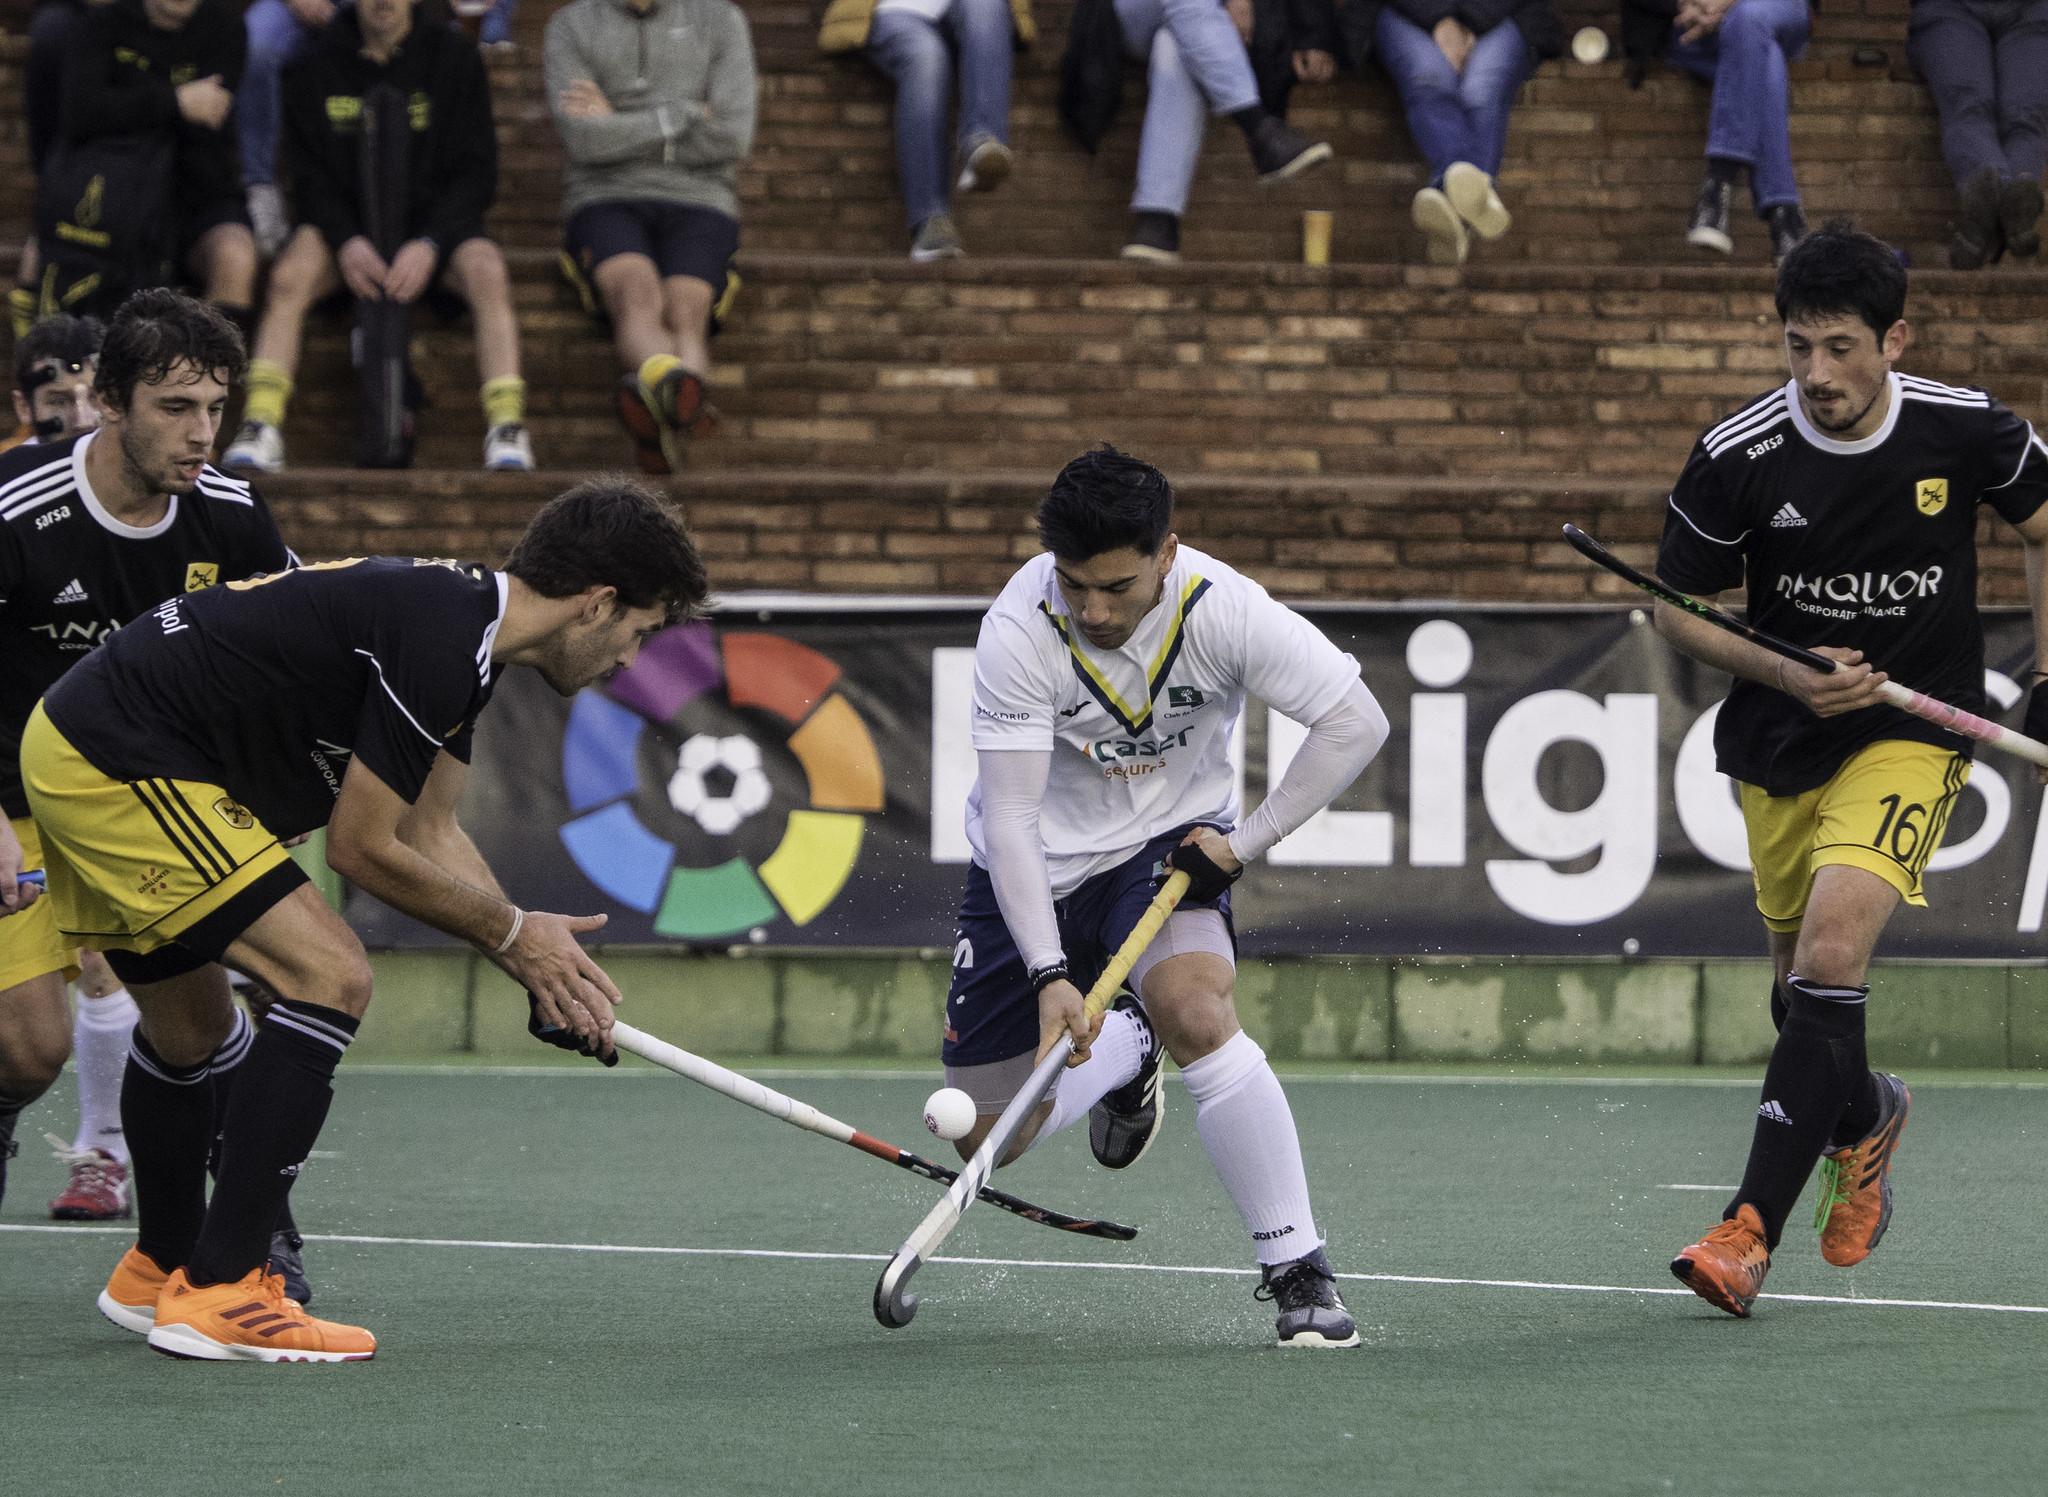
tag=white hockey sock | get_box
[1030,1006,1149,1148]
[1182,1030,1322,1266]
[72,985,140,1164]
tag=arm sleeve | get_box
[1387,0,1463,31]
[283,58,366,250]
[1287,0,1344,51]
[543,17,674,167]
[1655,442,1747,596]
[421,39,499,246]
[1980,400,2048,529]
[1228,677,1389,863]
[62,11,181,140]
[976,747,1066,973]
[668,10,757,168]
[1454,0,1519,32]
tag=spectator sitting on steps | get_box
[547,0,757,476]
[1059,0,1335,263]
[819,0,1036,262]
[221,0,533,474]
[1907,0,2047,268]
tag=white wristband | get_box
[492,906,524,955]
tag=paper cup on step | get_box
[1302,210,1333,266]
[1571,26,1609,64]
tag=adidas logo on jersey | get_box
[1757,1099,1793,1125]
[1769,504,1808,529]
[53,578,89,605]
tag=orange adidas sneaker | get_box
[148,1266,376,1363]
[1815,1073,1910,1267]
[98,1244,172,1334]
[1670,1204,1772,1318]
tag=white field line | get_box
[331,1065,2048,1091]
[1654,1184,1740,1192]
[8,1223,2045,1317]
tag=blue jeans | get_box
[1668,0,1810,210]
[239,0,323,188]
[868,0,1016,230]
[480,0,519,45]
[1908,0,2048,190]
[1373,12,1531,180]
[1113,0,1260,216]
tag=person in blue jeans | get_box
[819,0,1029,261]
[1358,0,1561,265]
[1666,0,1811,264]
[240,0,344,258]
[1908,0,2048,268]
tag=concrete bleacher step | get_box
[0,0,1986,269]
[249,251,2048,477]
[256,464,2038,604]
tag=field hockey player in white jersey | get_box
[944,445,1391,1347]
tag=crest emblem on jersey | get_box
[1167,686,1207,708]
[211,797,256,830]
[1914,479,1948,516]
[184,562,220,592]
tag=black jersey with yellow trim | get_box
[42,557,506,841]
[1656,372,2048,795]
[0,432,295,818]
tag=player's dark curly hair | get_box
[13,313,105,392]
[92,289,246,411]
[506,477,710,623]
[1036,445,1175,561]
[1774,220,1906,339]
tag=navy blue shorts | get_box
[942,824,1235,1067]
[564,200,740,288]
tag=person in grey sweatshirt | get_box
[545,0,756,474]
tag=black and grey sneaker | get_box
[1767,203,1809,268]
[1950,167,2005,270]
[1686,176,1734,255]
[1088,995,1164,1170]
[1120,211,1182,264]
[268,1228,313,1307]
[1247,117,1333,186]
[2001,175,2043,259]
[1255,1247,1360,1348]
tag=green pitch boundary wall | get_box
[354,949,2048,1070]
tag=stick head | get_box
[874,1256,921,1328]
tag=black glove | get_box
[527,990,618,1067]
[1164,837,1243,904]
[2025,682,2048,751]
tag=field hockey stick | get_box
[873,869,1191,1329]
[607,1021,1137,1242]
[1562,524,2048,771]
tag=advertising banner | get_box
[346,603,2048,958]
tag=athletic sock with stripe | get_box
[187,1000,356,1288]
[1182,1031,1322,1267]
[1728,973,1870,1246]
[209,1004,302,1238]
[1032,1005,1146,1145]
[124,1022,236,1271]
[72,985,139,1164]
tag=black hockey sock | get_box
[0,1084,28,1210]
[187,1000,355,1288]
[1728,974,1869,1245]
[207,1006,300,1236]
[123,1030,217,1271]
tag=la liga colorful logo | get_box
[558,625,885,939]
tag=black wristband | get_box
[1028,961,1071,997]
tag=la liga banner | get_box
[344,602,2048,959]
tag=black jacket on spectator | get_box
[282,10,498,254]
[61,0,247,211]
[1060,0,1342,150]
[1335,0,1565,71]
